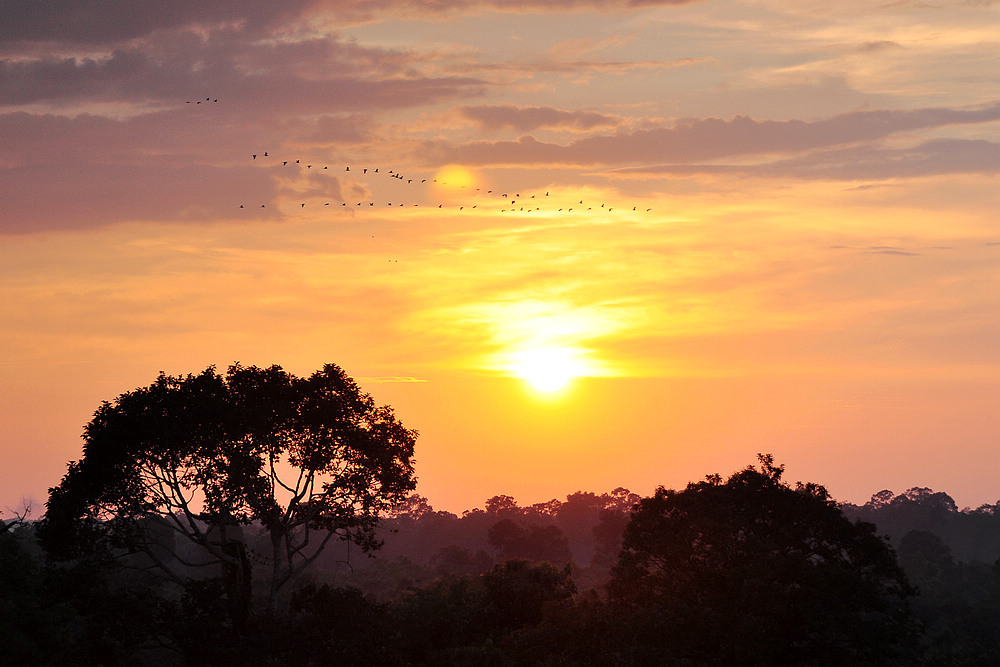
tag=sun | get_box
[433,165,478,192]
[511,348,582,393]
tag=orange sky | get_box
[2,0,1000,516]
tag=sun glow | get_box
[433,165,478,197]
[511,347,585,393]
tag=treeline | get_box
[6,458,1000,665]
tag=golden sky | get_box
[2,0,1000,514]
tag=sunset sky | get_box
[3,0,1000,517]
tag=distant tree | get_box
[430,544,494,578]
[487,519,572,564]
[41,363,417,615]
[609,454,917,665]
[484,494,519,515]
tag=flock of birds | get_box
[185,97,652,214]
[237,151,653,215]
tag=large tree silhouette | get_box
[608,454,917,665]
[42,363,417,614]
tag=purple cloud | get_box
[0,0,703,46]
[0,0,311,45]
[0,33,483,108]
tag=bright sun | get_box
[511,348,582,393]
[433,165,478,192]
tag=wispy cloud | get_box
[458,104,620,131]
[430,103,1000,167]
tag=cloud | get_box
[0,0,311,45]
[428,103,1000,167]
[452,56,707,80]
[1,0,705,45]
[617,138,1000,181]
[458,104,619,131]
[0,33,484,109]
[0,163,289,233]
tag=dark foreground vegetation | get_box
[3,364,1000,665]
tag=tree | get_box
[487,519,573,564]
[609,454,917,665]
[41,363,417,615]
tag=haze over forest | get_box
[3,1,1000,526]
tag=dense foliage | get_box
[7,422,1000,664]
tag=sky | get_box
[2,0,1000,518]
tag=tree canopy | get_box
[608,454,917,665]
[41,362,417,612]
